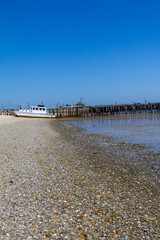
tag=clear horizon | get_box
[1,0,160,108]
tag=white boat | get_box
[14,105,56,118]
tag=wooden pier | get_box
[0,110,13,116]
[49,102,160,118]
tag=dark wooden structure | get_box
[0,110,13,116]
[49,102,160,118]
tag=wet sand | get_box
[0,117,159,239]
[64,113,160,150]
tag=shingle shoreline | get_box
[0,117,159,239]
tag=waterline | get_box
[66,114,160,151]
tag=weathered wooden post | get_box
[91,107,93,117]
[76,107,79,116]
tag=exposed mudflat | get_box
[0,117,159,239]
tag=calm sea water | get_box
[67,114,160,150]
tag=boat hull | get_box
[14,111,56,118]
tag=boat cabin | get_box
[30,105,47,114]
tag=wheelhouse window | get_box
[43,108,45,111]
[33,107,35,110]
[36,108,38,110]
[39,108,42,110]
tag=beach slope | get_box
[0,117,159,239]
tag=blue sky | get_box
[0,0,160,108]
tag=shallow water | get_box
[67,114,160,151]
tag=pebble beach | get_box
[0,116,159,239]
